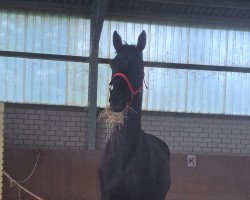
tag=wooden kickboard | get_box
[0,103,4,200]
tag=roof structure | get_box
[1,0,250,26]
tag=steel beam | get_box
[88,0,108,150]
[143,0,250,10]
[1,51,250,74]
[0,50,89,63]
[99,58,250,74]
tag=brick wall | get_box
[4,103,88,149]
[97,110,250,156]
[4,103,250,156]
[140,112,250,155]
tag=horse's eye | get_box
[109,84,114,91]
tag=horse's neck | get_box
[111,97,143,163]
[114,111,141,143]
[112,114,141,164]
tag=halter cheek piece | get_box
[110,65,145,104]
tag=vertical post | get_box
[88,0,108,150]
[0,103,4,199]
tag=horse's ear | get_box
[137,30,146,51]
[113,31,123,52]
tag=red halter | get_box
[110,65,145,98]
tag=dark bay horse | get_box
[99,30,171,200]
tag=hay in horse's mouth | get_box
[98,106,129,131]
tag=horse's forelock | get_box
[119,44,140,53]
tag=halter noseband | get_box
[110,65,145,102]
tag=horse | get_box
[99,30,171,200]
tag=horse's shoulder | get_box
[143,131,170,160]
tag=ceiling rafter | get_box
[0,0,249,27]
[143,0,250,11]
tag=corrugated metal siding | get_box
[99,20,250,67]
[0,9,90,56]
[1,9,250,115]
[0,9,90,106]
[97,20,250,115]
[97,64,112,108]
[0,57,89,106]
[97,65,250,115]
[145,68,250,115]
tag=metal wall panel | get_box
[98,65,250,115]
[0,9,90,56]
[1,9,250,116]
[0,9,90,107]
[99,20,250,68]
[0,57,89,106]
[97,64,112,108]
[97,20,250,115]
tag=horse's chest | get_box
[100,135,157,199]
[104,166,153,200]
[102,153,153,199]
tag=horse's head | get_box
[109,30,146,112]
